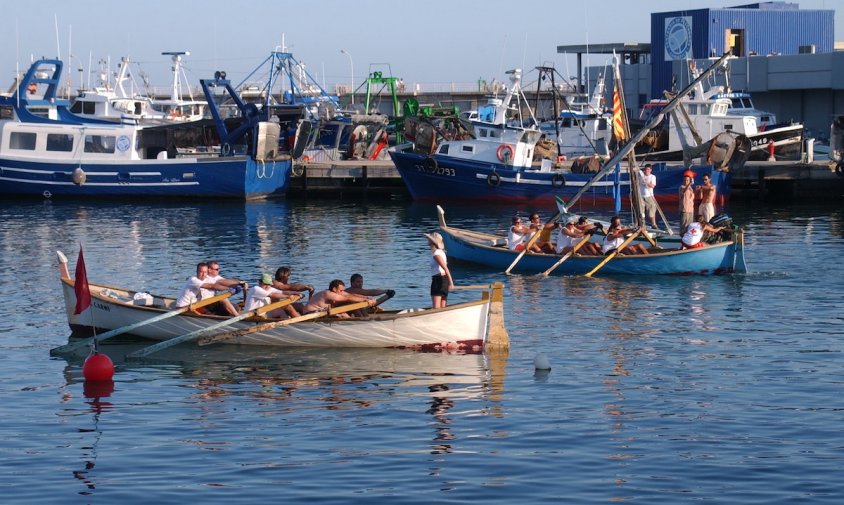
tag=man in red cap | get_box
[679,171,696,234]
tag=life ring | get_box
[27,83,37,94]
[222,143,231,156]
[487,172,501,187]
[496,144,514,163]
[301,155,310,162]
[424,156,438,172]
[551,174,566,188]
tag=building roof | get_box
[556,42,651,55]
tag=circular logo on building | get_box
[665,16,692,60]
[116,135,131,152]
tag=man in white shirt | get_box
[640,164,658,229]
[176,262,240,314]
[244,274,300,318]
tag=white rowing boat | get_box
[58,273,508,353]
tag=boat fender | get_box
[487,172,501,187]
[836,161,843,178]
[496,144,514,163]
[222,143,231,156]
[424,156,438,172]
[551,173,566,188]
[72,168,87,186]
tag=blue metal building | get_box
[651,2,834,98]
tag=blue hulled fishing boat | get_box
[389,55,746,205]
[0,59,305,199]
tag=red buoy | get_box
[83,352,114,381]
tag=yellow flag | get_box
[612,85,625,141]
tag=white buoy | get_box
[534,354,551,370]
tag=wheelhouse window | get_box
[460,145,473,154]
[70,101,96,115]
[84,135,116,153]
[46,133,74,152]
[9,132,36,150]
[0,105,13,119]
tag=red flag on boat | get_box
[74,247,91,315]
[612,84,626,141]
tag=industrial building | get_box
[560,2,842,141]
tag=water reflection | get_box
[58,346,508,471]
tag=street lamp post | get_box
[340,49,354,105]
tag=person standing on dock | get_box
[696,173,717,223]
[679,171,696,234]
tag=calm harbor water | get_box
[1,196,843,503]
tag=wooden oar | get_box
[640,228,658,248]
[197,299,375,346]
[125,295,300,359]
[541,234,593,277]
[584,229,642,278]
[504,212,560,275]
[49,291,233,356]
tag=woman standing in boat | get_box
[425,232,454,308]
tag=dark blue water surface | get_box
[1,197,842,504]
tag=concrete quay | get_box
[730,160,844,200]
[286,158,844,201]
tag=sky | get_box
[3,0,841,94]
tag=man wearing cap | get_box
[679,171,696,234]
[244,273,301,319]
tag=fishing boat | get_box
[635,59,803,162]
[435,206,747,276]
[70,52,208,125]
[538,69,612,158]
[0,59,304,199]
[55,256,508,352]
[388,61,745,205]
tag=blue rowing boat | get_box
[436,206,747,276]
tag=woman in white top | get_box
[425,232,454,308]
[506,215,542,253]
[601,216,649,255]
[555,220,602,255]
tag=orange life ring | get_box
[496,144,514,163]
[27,83,37,94]
[302,155,310,162]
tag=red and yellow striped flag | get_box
[612,85,625,141]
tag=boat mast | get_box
[562,52,733,211]
[162,51,190,103]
